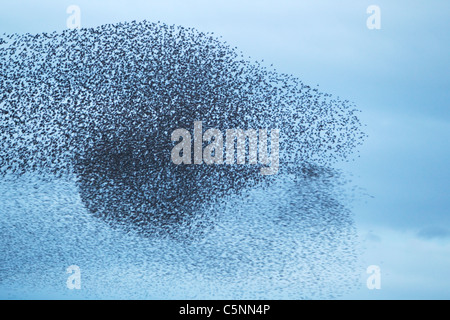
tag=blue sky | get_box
[1,0,449,299]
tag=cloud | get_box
[364,231,382,242]
[417,226,450,240]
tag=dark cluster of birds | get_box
[0,20,365,237]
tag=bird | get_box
[0,20,365,238]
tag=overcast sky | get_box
[1,0,449,299]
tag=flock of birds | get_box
[0,20,368,299]
[0,20,365,236]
